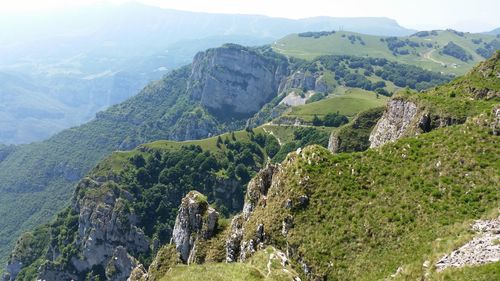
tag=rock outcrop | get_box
[226,164,277,262]
[436,218,500,271]
[189,44,289,117]
[327,132,340,153]
[67,179,149,280]
[368,98,463,148]
[369,99,420,148]
[3,177,151,281]
[281,71,332,95]
[171,191,219,263]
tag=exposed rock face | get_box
[171,191,218,263]
[491,105,500,135]
[327,132,340,153]
[69,179,149,279]
[369,99,419,148]
[226,165,277,262]
[189,44,289,117]
[281,71,331,94]
[242,164,277,220]
[436,218,500,271]
[226,214,245,263]
[106,246,140,281]
[369,98,465,148]
[19,177,151,281]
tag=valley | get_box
[0,3,498,280]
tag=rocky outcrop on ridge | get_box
[226,164,277,262]
[369,98,462,148]
[369,99,420,148]
[171,191,219,264]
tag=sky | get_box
[0,0,498,32]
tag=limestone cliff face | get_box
[171,191,218,264]
[33,178,148,281]
[68,178,149,279]
[369,98,463,148]
[281,71,331,94]
[369,99,420,148]
[189,44,289,117]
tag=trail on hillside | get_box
[422,49,446,66]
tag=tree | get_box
[264,135,280,158]
[312,115,323,126]
[216,136,222,148]
[235,164,249,181]
[136,167,150,185]
[130,154,145,168]
[323,113,349,127]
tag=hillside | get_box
[140,52,499,281]
[1,123,334,280]
[0,44,286,269]
[4,51,498,280]
[273,29,499,75]
[0,38,456,269]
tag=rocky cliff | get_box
[368,98,421,148]
[189,44,289,118]
[369,97,465,148]
[170,191,218,264]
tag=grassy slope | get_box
[160,247,298,281]
[283,88,388,121]
[239,53,500,280]
[273,30,497,75]
[157,53,500,280]
[151,107,499,281]
[144,128,266,151]
[243,118,499,280]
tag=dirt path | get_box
[262,126,282,146]
[422,49,446,66]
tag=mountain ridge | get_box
[3,49,498,281]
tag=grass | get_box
[398,51,499,120]
[273,30,497,75]
[159,247,298,281]
[144,128,265,151]
[283,88,388,121]
[240,115,499,280]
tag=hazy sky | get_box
[0,0,498,32]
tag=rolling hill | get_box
[273,29,499,75]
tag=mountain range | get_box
[0,6,498,280]
[0,2,415,145]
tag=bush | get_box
[323,113,349,127]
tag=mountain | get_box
[0,3,415,144]
[3,47,498,280]
[273,29,500,76]
[0,41,453,275]
[484,27,500,35]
